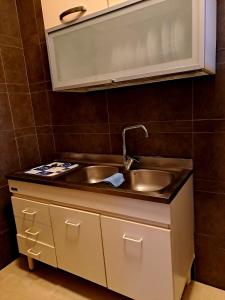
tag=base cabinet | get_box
[101,216,174,300]
[50,205,107,287]
[9,176,194,300]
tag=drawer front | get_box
[50,205,106,287]
[15,217,54,246]
[17,234,57,267]
[12,197,51,227]
[101,216,174,300]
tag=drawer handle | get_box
[123,234,143,244]
[22,208,38,216]
[27,248,41,257]
[59,6,87,23]
[25,228,41,236]
[65,219,81,228]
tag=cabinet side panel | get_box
[204,0,217,73]
[170,176,194,300]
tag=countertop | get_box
[7,153,193,204]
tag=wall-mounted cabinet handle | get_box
[27,248,41,257]
[123,234,143,244]
[59,6,87,23]
[65,219,81,228]
[22,208,38,216]
[25,228,40,236]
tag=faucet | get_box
[122,125,149,171]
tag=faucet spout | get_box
[122,124,149,170]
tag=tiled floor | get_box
[0,257,225,300]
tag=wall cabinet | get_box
[41,0,108,30]
[9,177,194,300]
[46,0,216,92]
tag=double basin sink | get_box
[64,165,174,192]
[8,154,192,202]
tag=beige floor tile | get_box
[0,257,225,300]
[182,281,225,300]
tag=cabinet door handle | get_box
[59,6,87,23]
[27,248,41,256]
[25,228,40,236]
[123,234,143,244]
[22,208,38,216]
[65,219,81,228]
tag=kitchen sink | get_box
[128,169,173,192]
[83,165,119,184]
[64,165,119,184]
[62,163,174,192]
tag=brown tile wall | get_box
[16,0,55,165]
[0,0,55,269]
[12,0,225,291]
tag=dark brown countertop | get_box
[7,153,193,205]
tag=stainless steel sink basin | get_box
[63,165,119,184]
[83,165,119,184]
[129,169,173,192]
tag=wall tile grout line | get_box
[191,79,194,159]
[104,90,112,153]
[0,49,22,170]
[15,0,42,166]
[46,90,57,154]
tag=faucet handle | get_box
[124,156,140,171]
[132,156,140,164]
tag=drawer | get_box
[15,217,54,246]
[12,197,51,227]
[17,234,57,267]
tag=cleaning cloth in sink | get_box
[103,173,125,187]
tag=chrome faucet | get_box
[122,125,149,171]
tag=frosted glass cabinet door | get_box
[47,0,203,90]
[41,0,108,29]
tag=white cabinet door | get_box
[101,216,174,300]
[50,205,106,287]
[41,0,108,30]
[47,0,212,91]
